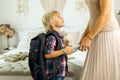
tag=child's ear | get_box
[64,39,69,46]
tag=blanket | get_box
[4,52,28,62]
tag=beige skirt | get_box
[80,30,120,80]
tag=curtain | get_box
[75,0,87,14]
[17,0,29,16]
[41,0,67,13]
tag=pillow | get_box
[17,31,29,50]
[17,30,44,50]
[17,41,28,50]
[27,31,44,49]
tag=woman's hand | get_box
[79,36,92,51]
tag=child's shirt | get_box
[44,30,67,78]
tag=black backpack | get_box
[28,31,60,80]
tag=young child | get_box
[42,10,74,80]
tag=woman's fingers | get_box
[79,36,92,51]
[80,45,86,51]
[80,46,83,51]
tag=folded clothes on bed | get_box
[4,52,28,62]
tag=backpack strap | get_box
[46,31,67,76]
[46,31,62,50]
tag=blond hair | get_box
[42,10,59,32]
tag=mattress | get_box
[0,49,30,75]
[0,61,30,75]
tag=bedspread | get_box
[0,61,30,75]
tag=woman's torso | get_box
[85,0,119,31]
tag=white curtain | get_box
[41,0,67,13]
[75,0,87,15]
[75,0,87,10]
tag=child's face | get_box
[53,13,64,27]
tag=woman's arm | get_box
[79,20,90,43]
[82,20,90,38]
[87,0,112,39]
[79,0,112,51]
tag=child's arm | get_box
[44,35,74,59]
[45,46,74,59]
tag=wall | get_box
[0,0,120,49]
[114,0,120,14]
[0,0,44,30]
[0,0,89,49]
[0,0,90,30]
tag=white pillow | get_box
[18,31,30,41]
[17,31,29,50]
[17,41,28,50]
[17,30,44,50]
[27,31,44,50]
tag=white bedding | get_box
[0,49,87,65]
[0,49,29,62]
[0,49,29,74]
[0,48,87,80]
[68,50,87,67]
[0,49,32,80]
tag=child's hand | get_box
[63,46,74,55]
[64,39,69,46]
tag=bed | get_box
[0,49,86,80]
[0,49,32,80]
[0,30,87,80]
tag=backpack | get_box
[28,31,60,80]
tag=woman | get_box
[79,0,120,80]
